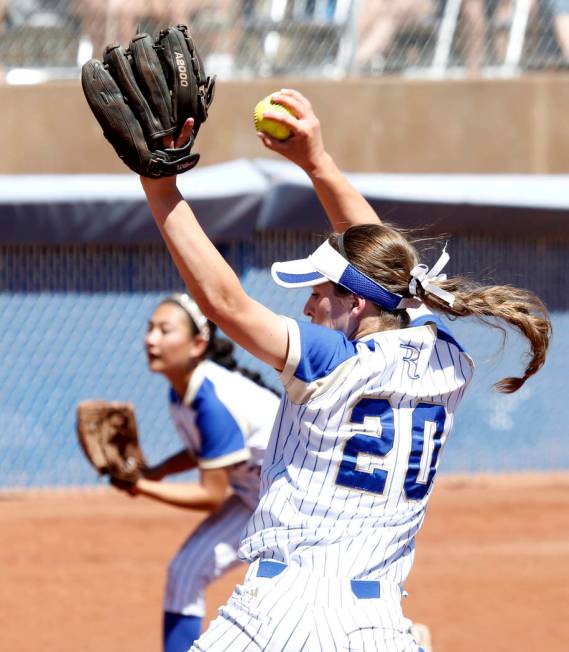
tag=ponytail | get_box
[206,322,282,397]
[419,280,551,393]
[337,224,552,394]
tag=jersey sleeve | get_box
[191,378,251,469]
[280,317,359,404]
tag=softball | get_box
[253,94,293,141]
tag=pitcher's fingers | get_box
[262,110,298,133]
[256,131,291,153]
[270,91,305,119]
[174,117,195,148]
[256,132,275,149]
[276,88,311,114]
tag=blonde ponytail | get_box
[336,224,552,394]
[420,280,551,393]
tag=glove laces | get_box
[409,245,455,307]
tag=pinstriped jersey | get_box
[169,360,280,509]
[239,309,473,587]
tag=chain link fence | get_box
[0,231,567,489]
[1,0,568,83]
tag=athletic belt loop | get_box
[256,560,381,599]
[257,560,287,578]
[350,579,381,599]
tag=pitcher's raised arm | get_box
[256,88,382,233]
[141,176,289,372]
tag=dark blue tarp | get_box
[0,160,568,243]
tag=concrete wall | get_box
[4,75,569,174]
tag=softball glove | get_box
[81,24,215,178]
[76,400,147,484]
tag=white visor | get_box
[272,239,455,310]
[271,250,327,288]
[271,240,410,312]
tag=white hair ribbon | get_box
[409,245,455,307]
[169,293,211,341]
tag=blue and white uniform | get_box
[192,309,473,651]
[164,359,280,618]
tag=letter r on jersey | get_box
[400,344,421,380]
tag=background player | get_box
[112,292,280,652]
[133,91,550,650]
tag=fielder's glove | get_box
[76,400,147,484]
[81,24,215,178]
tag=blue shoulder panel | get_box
[294,320,359,383]
[410,314,466,353]
[191,377,246,460]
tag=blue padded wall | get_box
[0,233,567,488]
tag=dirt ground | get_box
[1,473,568,652]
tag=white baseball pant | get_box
[190,559,424,651]
[164,494,253,617]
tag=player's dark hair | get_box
[330,223,551,394]
[204,322,280,395]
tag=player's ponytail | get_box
[205,322,281,396]
[418,279,551,393]
[334,224,552,394]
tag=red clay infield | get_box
[1,473,567,651]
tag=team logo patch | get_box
[400,343,421,380]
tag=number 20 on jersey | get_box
[336,398,447,500]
